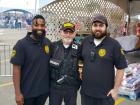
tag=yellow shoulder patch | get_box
[44,45,49,54]
[11,50,16,57]
[120,48,125,55]
[98,48,106,57]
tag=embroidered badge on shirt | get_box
[98,48,106,57]
[11,50,16,57]
[44,45,49,54]
[72,44,78,49]
[120,48,125,55]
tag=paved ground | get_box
[0,28,140,105]
[1,76,140,105]
[0,28,26,45]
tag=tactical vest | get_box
[50,41,81,88]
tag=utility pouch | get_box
[90,51,96,62]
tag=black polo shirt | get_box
[81,35,127,99]
[10,34,51,98]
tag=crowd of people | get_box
[0,15,32,29]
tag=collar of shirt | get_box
[26,33,44,44]
[88,35,108,47]
[94,36,106,46]
[63,44,70,48]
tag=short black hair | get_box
[32,14,45,21]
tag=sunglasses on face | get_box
[63,30,74,34]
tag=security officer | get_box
[80,14,127,105]
[49,22,81,105]
[10,15,51,105]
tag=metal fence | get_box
[0,44,13,76]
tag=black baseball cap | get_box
[92,14,108,27]
[61,22,75,32]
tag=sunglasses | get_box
[63,30,74,34]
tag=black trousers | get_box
[49,86,78,105]
[81,94,115,105]
[24,93,49,105]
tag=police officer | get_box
[10,15,51,105]
[80,14,127,105]
[49,22,81,105]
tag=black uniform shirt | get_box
[81,35,127,98]
[10,34,51,98]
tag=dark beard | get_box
[91,30,107,39]
[32,29,46,42]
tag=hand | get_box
[79,68,83,80]
[80,72,83,80]
[15,93,24,105]
[107,88,118,100]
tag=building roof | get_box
[2,9,32,14]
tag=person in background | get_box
[135,22,140,49]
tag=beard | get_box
[62,37,73,45]
[32,29,46,42]
[91,30,107,39]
